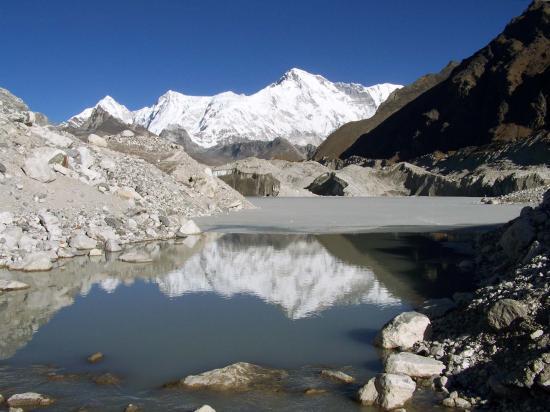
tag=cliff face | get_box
[343,1,550,161]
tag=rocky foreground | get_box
[0,87,251,272]
[356,190,550,411]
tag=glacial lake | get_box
[0,231,477,411]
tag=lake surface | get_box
[0,231,476,411]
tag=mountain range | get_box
[66,68,401,148]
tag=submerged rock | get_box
[375,311,430,349]
[181,362,287,391]
[87,352,104,363]
[320,369,355,383]
[7,392,54,407]
[124,404,140,412]
[385,352,445,378]
[0,280,30,291]
[93,373,121,385]
[118,251,153,263]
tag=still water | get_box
[0,232,475,411]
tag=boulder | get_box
[0,226,23,249]
[499,219,535,259]
[8,252,53,272]
[177,220,202,236]
[88,134,108,147]
[118,251,153,263]
[87,352,104,363]
[375,311,430,349]
[375,373,416,410]
[181,362,287,390]
[17,234,37,252]
[487,298,528,330]
[76,146,94,169]
[358,377,378,405]
[105,239,122,252]
[320,369,355,383]
[70,233,97,250]
[121,129,135,138]
[116,186,142,201]
[89,248,102,256]
[38,210,62,241]
[99,157,116,171]
[306,172,348,196]
[385,352,445,378]
[7,392,54,407]
[21,147,65,183]
[0,279,30,291]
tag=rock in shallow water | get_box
[70,233,97,250]
[375,311,430,349]
[177,220,202,236]
[7,392,54,407]
[118,251,153,263]
[181,362,287,390]
[364,373,416,411]
[385,352,445,377]
[320,369,355,383]
[0,279,30,291]
[194,406,216,412]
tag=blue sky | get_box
[0,0,529,122]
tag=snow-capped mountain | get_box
[66,68,402,148]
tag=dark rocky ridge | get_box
[313,61,458,161]
[342,0,549,162]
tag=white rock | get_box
[0,279,30,291]
[69,233,97,250]
[375,373,415,410]
[376,311,430,349]
[76,146,94,169]
[118,251,153,263]
[87,226,117,242]
[385,352,445,378]
[177,220,202,236]
[8,252,53,272]
[116,187,142,200]
[38,210,62,241]
[358,377,378,405]
[35,126,73,148]
[7,392,54,407]
[99,157,116,171]
[88,134,108,147]
[195,406,216,412]
[52,163,72,175]
[0,211,13,225]
[17,234,37,252]
[22,147,65,183]
[89,248,102,256]
[120,129,135,138]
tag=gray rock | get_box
[38,210,62,241]
[105,239,122,252]
[385,352,445,377]
[181,362,287,390]
[177,220,202,236]
[0,162,6,174]
[7,392,54,407]
[88,134,108,148]
[8,252,53,272]
[0,226,23,249]
[21,147,65,183]
[375,311,430,349]
[69,233,97,250]
[358,377,377,405]
[0,211,13,225]
[487,298,528,330]
[499,219,535,259]
[121,129,135,138]
[375,373,416,410]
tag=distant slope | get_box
[342,0,549,161]
[313,62,458,161]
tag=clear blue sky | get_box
[0,0,529,122]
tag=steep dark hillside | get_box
[343,0,549,161]
[313,62,458,161]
